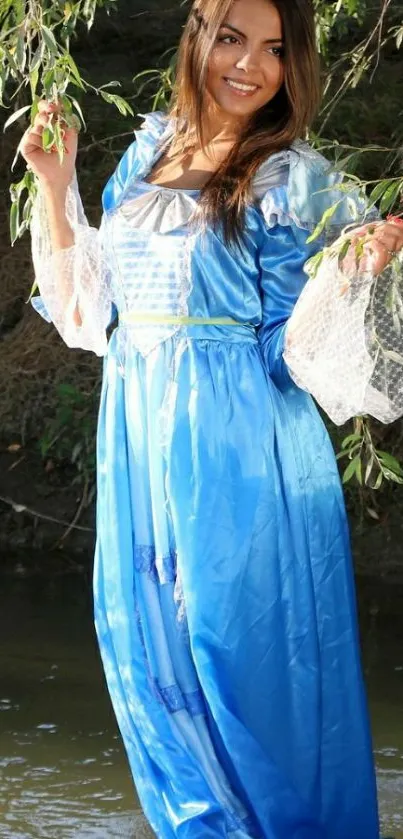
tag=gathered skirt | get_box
[93,326,379,839]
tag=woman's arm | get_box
[258,215,403,425]
[29,176,113,356]
[257,145,403,425]
[20,100,113,355]
[35,182,80,325]
[257,221,320,390]
[283,226,403,426]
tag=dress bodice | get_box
[104,170,275,357]
[105,179,198,356]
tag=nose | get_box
[235,49,260,73]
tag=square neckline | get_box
[140,178,200,197]
[142,128,204,196]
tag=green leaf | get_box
[64,51,85,89]
[9,200,19,245]
[70,96,86,129]
[53,118,65,163]
[373,471,383,490]
[3,103,31,131]
[60,94,73,114]
[98,80,121,90]
[30,43,43,73]
[376,451,403,474]
[337,237,352,268]
[305,250,324,278]
[381,468,403,485]
[43,68,55,96]
[41,25,59,56]
[364,456,374,485]
[16,30,26,73]
[341,433,362,449]
[306,199,343,243]
[347,196,359,220]
[30,98,39,123]
[42,124,54,151]
[3,44,19,76]
[22,195,31,223]
[342,454,361,484]
[26,279,38,303]
[99,90,134,116]
[369,179,390,204]
[30,68,39,97]
[380,181,402,215]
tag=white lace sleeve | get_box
[30,174,112,356]
[283,249,403,425]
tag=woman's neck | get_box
[200,104,248,149]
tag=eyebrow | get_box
[220,22,284,44]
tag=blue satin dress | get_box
[33,113,380,839]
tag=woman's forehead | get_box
[222,0,283,39]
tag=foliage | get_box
[39,382,98,505]
[1,0,403,495]
[133,48,177,113]
[337,416,403,489]
[0,0,133,243]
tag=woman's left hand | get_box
[340,219,403,276]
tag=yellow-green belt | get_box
[119,313,251,327]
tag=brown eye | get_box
[268,46,284,58]
[218,35,241,45]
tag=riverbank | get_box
[1,431,402,582]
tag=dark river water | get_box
[1,571,402,839]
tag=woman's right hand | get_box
[19,100,78,193]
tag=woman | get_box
[21,0,403,836]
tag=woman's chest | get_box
[106,210,190,311]
[146,143,233,191]
[103,180,263,321]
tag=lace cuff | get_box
[284,251,403,425]
[31,175,112,356]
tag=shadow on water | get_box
[0,568,402,838]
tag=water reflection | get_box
[0,572,402,838]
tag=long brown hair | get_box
[170,0,321,244]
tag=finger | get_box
[361,241,389,275]
[383,221,403,236]
[341,239,375,276]
[20,135,45,161]
[37,99,61,115]
[21,126,43,147]
[379,234,402,251]
[347,221,382,239]
[31,113,50,133]
[21,133,46,155]
[25,132,44,149]
[370,237,399,258]
[29,122,45,139]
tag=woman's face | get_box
[206,0,284,125]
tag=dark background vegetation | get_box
[0,0,403,577]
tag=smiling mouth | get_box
[224,78,260,95]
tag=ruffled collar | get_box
[117,112,316,235]
[119,185,198,235]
